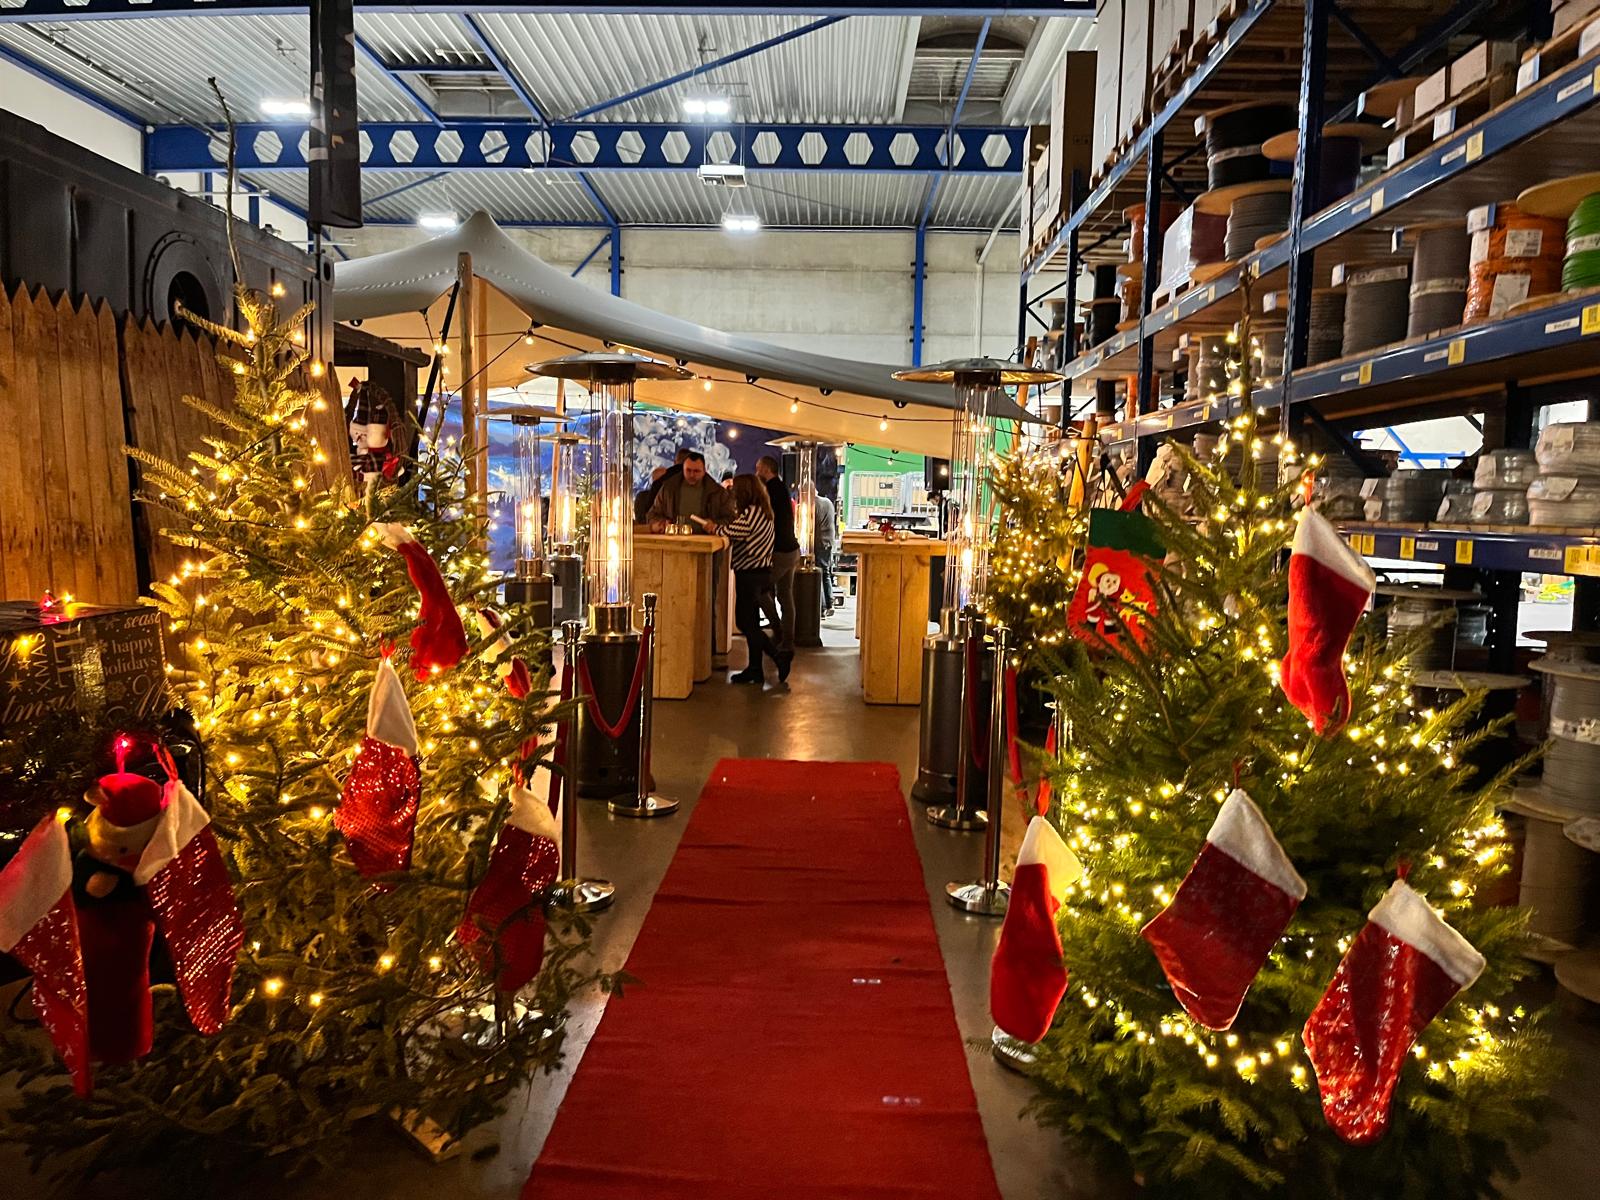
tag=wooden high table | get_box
[843,532,946,706]
[632,532,724,700]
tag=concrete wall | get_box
[0,57,143,171]
[345,224,1059,369]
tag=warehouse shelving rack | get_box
[1022,0,1600,664]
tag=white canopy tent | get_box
[332,213,1036,459]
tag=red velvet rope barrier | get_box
[1004,665,1023,791]
[577,630,652,743]
[963,632,989,774]
[1034,720,1057,816]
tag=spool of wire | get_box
[1474,448,1538,489]
[1118,271,1141,325]
[1250,322,1287,380]
[1190,333,1232,401]
[1203,102,1296,190]
[1562,191,1600,291]
[1465,202,1566,321]
[1379,468,1453,520]
[1436,480,1477,522]
[1341,262,1411,355]
[1530,661,1600,817]
[1225,189,1292,260]
[1527,477,1600,525]
[1126,202,1179,265]
[1535,422,1600,476]
[1308,288,1346,364]
[1468,489,1529,524]
[1407,223,1471,338]
[1086,299,1120,345]
[1378,583,1472,670]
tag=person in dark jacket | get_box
[756,455,799,653]
[647,451,736,530]
[723,474,791,684]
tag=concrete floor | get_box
[13,601,1600,1198]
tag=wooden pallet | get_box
[1384,66,1514,168]
[1517,12,1600,91]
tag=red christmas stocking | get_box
[134,776,243,1035]
[0,816,91,1096]
[335,656,423,877]
[1304,879,1485,1144]
[476,609,532,700]
[990,816,1083,1043]
[1280,507,1375,734]
[377,523,468,681]
[1140,789,1307,1030]
[456,778,561,992]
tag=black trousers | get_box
[734,568,780,671]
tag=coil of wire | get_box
[1342,263,1412,355]
[1563,190,1600,291]
[1378,468,1453,520]
[1527,476,1600,525]
[1308,288,1346,364]
[1225,190,1292,260]
[1536,422,1600,476]
[1465,202,1566,321]
[1204,102,1297,190]
[1436,480,1478,522]
[1475,448,1539,489]
[1407,223,1471,338]
[1539,666,1600,814]
[1384,595,1459,671]
[1468,489,1530,525]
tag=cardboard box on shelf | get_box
[1092,0,1125,175]
[1449,39,1519,96]
[1411,65,1450,121]
[1554,0,1600,35]
[1119,0,1156,144]
[1049,52,1097,213]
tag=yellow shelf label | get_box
[1565,546,1589,574]
[1454,539,1474,565]
[1371,187,1385,215]
[1358,361,1373,385]
[1360,533,1377,555]
[1583,303,1600,336]
[1465,131,1484,163]
[1448,338,1466,365]
[1400,536,1416,560]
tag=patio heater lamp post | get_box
[530,352,691,810]
[546,431,587,625]
[502,414,555,635]
[892,358,1061,829]
[772,438,824,649]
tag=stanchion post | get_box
[926,609,989,831]
[610,593,679,818]
[550,619,616,913]
[946,622,1011,916]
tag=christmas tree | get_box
[0,289,607,1186]
[1020,399,1550,1194]
[985,444,1083,660]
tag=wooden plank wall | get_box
[0,284,352,604]
[0,284,139,605]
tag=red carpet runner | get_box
[525,759,1001,1199]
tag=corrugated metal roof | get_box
[468,13,919,125]
[2,10,1080,231]
[0,15,425,124]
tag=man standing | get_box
[647,450,736,531]
[756,455,799,654]
[813,492,838,617]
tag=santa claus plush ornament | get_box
[1279,507,1376,734]
[0,739,243,1094]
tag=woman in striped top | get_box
[725,474,791,684]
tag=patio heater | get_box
[546,431,586,625]
[892,358,1061,828]
[772,438,824,648]
[501,411,558,634]
[529,352,690,811]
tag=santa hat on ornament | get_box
[0,816,90,1096]
[1279,507,1375,734]
[335,655,423,878]
[1140,789,1306,1031]
[456,775,561,992]
[373,523,468,682]
[990,816,1083,1043]
[475,609,532,700]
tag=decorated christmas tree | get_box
[0,289,606,1186]
[999,394,1550,1194]
[985,443,1083,661]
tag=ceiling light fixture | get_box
[418,212,459,232]
[721,213,761,234]
[683,95,732,119]
[260,98,314,118]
